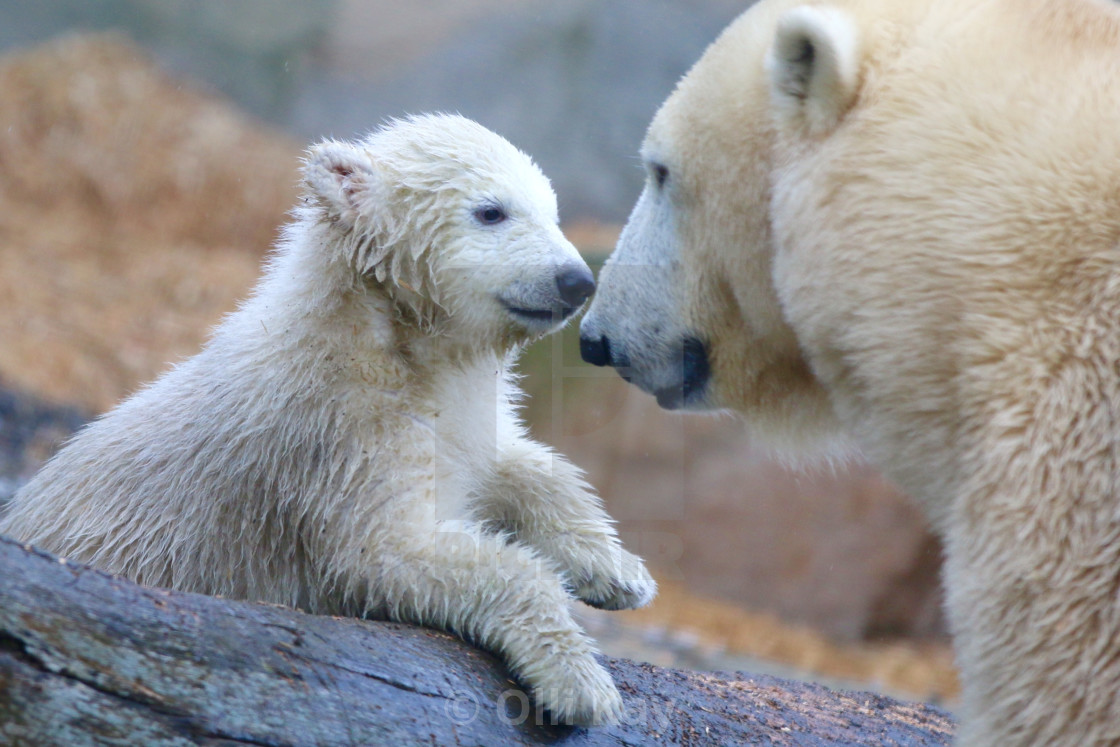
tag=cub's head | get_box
[303,114,593,346]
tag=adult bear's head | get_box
[584,0,1120,470]
[580,0,847,449]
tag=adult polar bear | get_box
[581,0,1120,743]
[2,115,653,726]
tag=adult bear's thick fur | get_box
[581,1,1120,743]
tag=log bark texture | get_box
[0,537,955,745]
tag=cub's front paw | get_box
[574,548,657,611]
[530,653,623,726]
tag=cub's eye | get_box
[652,163,669,189]
[474,205,508,225]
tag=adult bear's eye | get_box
[474,205,508,225]
[652,163,669,189]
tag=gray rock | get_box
[0,387,88,509]
[290,0,750,221]
[0,0,333,121]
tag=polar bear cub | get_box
[0,114,655,726]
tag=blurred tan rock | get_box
[0,34,299,410]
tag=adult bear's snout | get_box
[556,264,596,308]
[579,333,612,367]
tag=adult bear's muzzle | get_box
[579,327,709,411]
[579,332,614,368]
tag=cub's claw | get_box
[573,548,657,611]
[529,653,624,726]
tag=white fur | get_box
[0,114,655,727]
[584,0,1120,742]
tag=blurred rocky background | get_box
[0,0,956,706]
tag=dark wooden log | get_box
[0,536,955,745]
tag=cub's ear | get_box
[766,6,860,136]
[302,139,379,228]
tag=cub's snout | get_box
[499,257,595,332]
[556,263,596,309]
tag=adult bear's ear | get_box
[302,139,380,229]
[766,6,860,136]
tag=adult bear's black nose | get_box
[556,264,596,308]
[579,333,612,367]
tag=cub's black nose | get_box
[579,334,612,367]
[556,265,596,308]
